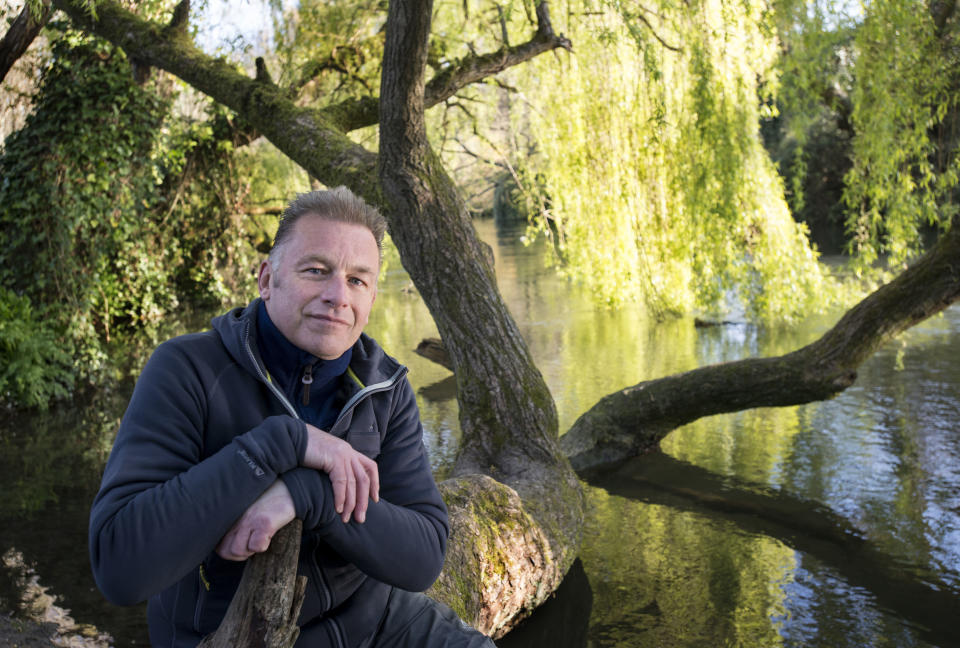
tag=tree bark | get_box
[377,0,583,634]
[0,0,52,83]
[561,222,960,470]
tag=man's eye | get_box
[348,277,366,287]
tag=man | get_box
[89,187,494,647]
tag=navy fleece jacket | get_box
[88,299,448,647]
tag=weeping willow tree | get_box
[843,0,959,270]
[508,0,832,321]
[774,0,959,274]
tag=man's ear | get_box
[257,259,272,300]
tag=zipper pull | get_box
[301,364,313,406]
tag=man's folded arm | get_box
[88,341,308,606]
[281,379,449,591]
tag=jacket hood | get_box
[210,298,404,387]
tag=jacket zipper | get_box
[243,321,299,418]
[301,364,314,406]
[329,616,347,648]
[193,565,210,633]
[243,321,404,643]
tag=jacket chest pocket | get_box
[335,406,382,459]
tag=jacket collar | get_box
[210,298,403,388]
[255,300,351,392]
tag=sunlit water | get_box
[1,218,958,647]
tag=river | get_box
[1,218,958,647]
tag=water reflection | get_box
[0,386,148,645]
[1,217,958,647]
[584,452,959,647]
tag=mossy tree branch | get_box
[53,0,382,198]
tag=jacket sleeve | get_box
[88,338,308,606]
[281,377,449,592]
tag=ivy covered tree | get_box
[0,26,263,406]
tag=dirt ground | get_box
[0,612,59,647]
[0,612,114,647]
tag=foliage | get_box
[842,0,959,272]
[0,289,74,409]
[512,0,832,321]
[155,105,265,306]
[0,27,172,351]
[763,0,855,253]
[0,27,261,408]
[269,0,386,102]
[771,0,960,276]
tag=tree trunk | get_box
[561,222,960,470]
[0,0,52,83]
[376,0,583,634]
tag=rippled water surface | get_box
[1,218,958,647]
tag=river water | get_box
[1,218,958,647]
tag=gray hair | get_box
[270,186,387,266]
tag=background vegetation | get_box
[1,0,957,409]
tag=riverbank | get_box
[1,550,112,648]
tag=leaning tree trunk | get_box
[562,221,960,470]
[376,0,583,631]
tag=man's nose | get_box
[320,276,348,307]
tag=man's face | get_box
[258,215,379,360]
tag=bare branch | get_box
[497,4,509,46]
[289,39,377,96]
[167,0,190,34]
[323,0,573,132]
[633,11,680,52]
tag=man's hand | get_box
[216,479,295,561]
[304,423,379,524]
